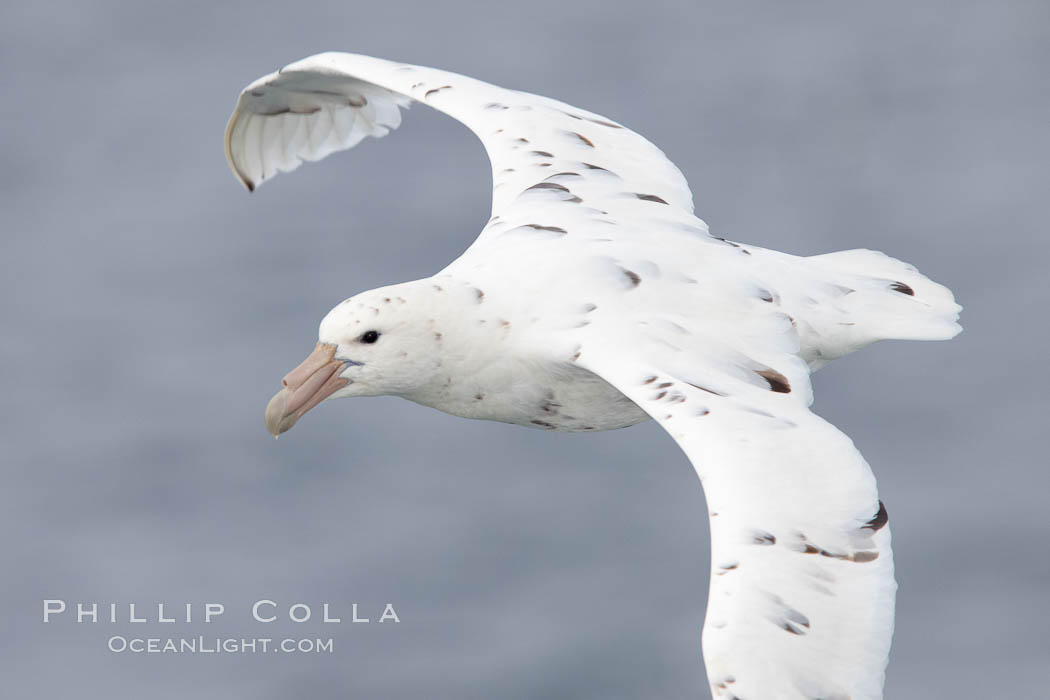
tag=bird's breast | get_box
[405,354,648,432]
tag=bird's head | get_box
[264,280,456,436]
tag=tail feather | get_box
[799,249,962,369]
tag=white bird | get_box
[225,53,961,700]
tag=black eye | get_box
[360,330,380,344]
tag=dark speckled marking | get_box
[474,289,485,302]
[621,268,641,287]
[752,531,776,545]
[715,562,739,576]
[530,150,555,158]
[347,95,368,108]
[561,110,623,129]
[636,193,668,204]
[521,224,567,234]
[531,419,556,429]
[712,235,741,248]
[820,548,880,563]
[484,102,509,110]
[865,501,889,532]
[891,281,915,296]
[755,368,792,393]
[527,182,570,192]
[686,382,726,396]
[643,375,658,385]
[424,85,452,98]
[569,131,595,147]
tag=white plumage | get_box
[226,53,961,699]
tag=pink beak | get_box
[264,342,349,437]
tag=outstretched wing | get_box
[224,52,694,221]
[577,335,895,700]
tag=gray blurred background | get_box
[2,1,1047,698]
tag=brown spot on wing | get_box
[752,531,776,545]
[865,500,889,532]
[712,235,741,248]
[755,368,792,393]
[569,131,595,147]
[890,281,915,296]
[621,268,641,287]
[562,111,623,129]
[686,382,726,397]
[526,182,570,192]
[520,224,567,234]
[635,193,669,204]
[424,85,452,98]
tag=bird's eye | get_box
[360,330,380,344]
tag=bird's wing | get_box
[576,330,895,700]
[224,52,694,225]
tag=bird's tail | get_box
[797,248,962,367]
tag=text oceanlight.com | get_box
[107,636,334,654]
